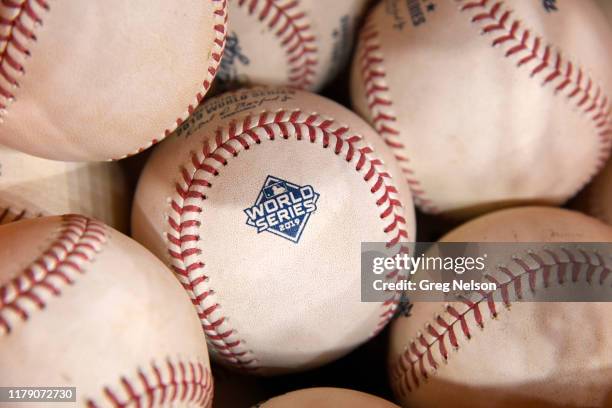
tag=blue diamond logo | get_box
[244,175,320,243]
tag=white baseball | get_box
[0,145,129,231]
[351,0,612,217]
[259,388,400,407]
[132,86,416,374]
[217,0,368,91]
[0,0,227,161]
[0,215,212,407]
[389,207,612,407]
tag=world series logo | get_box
[244,175,320,243]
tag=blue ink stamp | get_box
[217,32,250,85]
[542,0,557,12]
[244,175,320,243]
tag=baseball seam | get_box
[86,359,213,408]
[237,0,318,89]
[0,214,106,336]
[358,0,612,213]
[166,109,410,370]
[116,0,228,160]
[0,205,38,224]
[375,244,413,335]
[0,0,48,118]
[461,0,612,178]
[356,18,438,214]
[389,247,612,396]
[0,0,227,160]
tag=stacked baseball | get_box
[0,0,611,407]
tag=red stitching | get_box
[0,214,106,335]
[236,0,317,89]
[356,19,439,214]
[115,0,227,159]
[167,109,410,370]
[0,1,226,160]
[0,205,36,223]
[460,0,612,181]
[86,359,213,408]
[389,248,612,396]
[357,1,612,213]
[0,0,48,114]
[374,245,411,334]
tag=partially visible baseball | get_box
[0,215,213,407]
[132,86,416,374]
[0,0,227,161]
[574,157,612,226]
[216,0,368,91]
[351,0,612,217]
[389,207,612,408]
[0,145,129,231]
[258,388,399,407]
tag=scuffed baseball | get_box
[0,145,129,231]
[351,0,612,217]
[0,0,227,161]
[258,388,399,407]
[132,86,416,374]
[216,0,368,91]
[0,215,213,407]
[389,207,612,408]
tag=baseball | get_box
[389,207,612,407]
[0,0,227,161]
[258,387,399,407]
[216,0,368,91]
[132,86,416,374]
[0,215,212,407]
[351,0,612,217]
[0,145,129,231]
